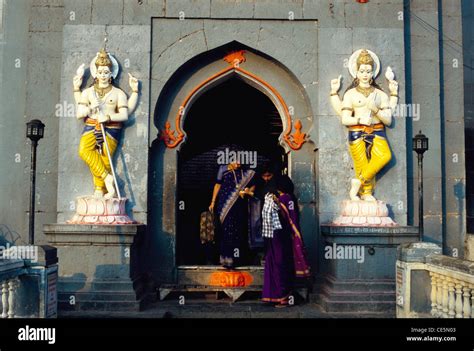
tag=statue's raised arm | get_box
[330,75,343,116]
[128,73,139,111]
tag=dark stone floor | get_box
[58,297,395,319]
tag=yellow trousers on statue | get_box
[348,135,392,196]
[78,130,118,192]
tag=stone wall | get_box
[0,0,469,271]
[407,0,467,257]
[0,0,64,245]
[462,0,474,260]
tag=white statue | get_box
[68,48,139,224]
[330,49,399,202]
[72,48,139,199]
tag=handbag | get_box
[200,210,215,244]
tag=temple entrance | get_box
[176,77,285,266]
[150,45,317,295]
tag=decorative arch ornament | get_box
[159,50,307,151]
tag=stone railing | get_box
[396,243,474,318]
[0,245,59,318]
[426,256,474,318]
[0,259,25,318]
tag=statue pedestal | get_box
[67,196,136,225]
[43,223,149,314]
[332,200,397,226]
[314,225,419,314]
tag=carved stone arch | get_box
[149,41,317,282]
[153,42,313,153]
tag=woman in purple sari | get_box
[262,175,311,307]
[209,162,255,268]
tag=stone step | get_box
[318,295,396,313]
[177,266,264,287]
[58,280,135,292]
[315,276,395,292]
[158,284,309,303]
[312,275,396,313]
[58,299,141,312]
[58,291,138,302]
[316,287,395,302]
[57,291,158,312]
[57,300,393,319]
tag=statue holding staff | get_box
[73,48,139,198]
[67,47,140,224]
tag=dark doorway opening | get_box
[177,77,285,265]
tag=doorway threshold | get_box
[158,265,265,302]
[178,265,263,270]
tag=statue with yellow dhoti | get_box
[330,49,399,203]
[73,48,139,199]
[68,48,139,224]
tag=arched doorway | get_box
[176,77,286,266]
[149,43,317,287]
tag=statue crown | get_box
[356,49,374,68]
[95,48,112,68]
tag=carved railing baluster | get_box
[462,284,471,319]
[453,280,462,319]
[7,279,16,318]
[436,274,442,317]
[436,274,443,318]
[423,260,474,319]
[447,278,455,318]
[471,284,474,318]
[430,272,438,316]
[442,277,449,318]
[1,280,8,318]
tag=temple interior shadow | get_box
[177,77,285,266]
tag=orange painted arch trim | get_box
[160,53,306,150]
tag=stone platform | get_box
[316,225,419,313]
[43,223,148,312]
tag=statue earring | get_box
[108,77,112,84]
[370,78,373,85]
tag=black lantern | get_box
[26,119,45,142]
[412,130,429,242]
[413,130,429,155]
[26,119,45,245]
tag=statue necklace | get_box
[356,85,375,98]
[94,81,112,99]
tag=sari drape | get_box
[215,166,255,267]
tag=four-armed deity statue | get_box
[330,49,399,226]
[68,48,140,224]
[65,47,398,226]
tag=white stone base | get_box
[67,196,136,225]
[332,200,397,226]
